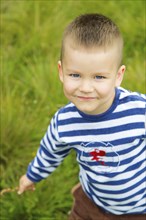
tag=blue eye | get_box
[95,76,105,80]
[70,73,80,78]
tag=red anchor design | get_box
[89,149,106,165]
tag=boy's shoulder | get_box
[118,87,146,103]
[54,102,78,121]
[58,102,76,114]
[116,87,145,115]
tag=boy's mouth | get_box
[77,96,96,100]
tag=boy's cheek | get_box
[63,81,77,93]
[63,86,74,95]
[96,83,113,95]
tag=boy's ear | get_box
[116,65,126,87]
[58,61,64,82]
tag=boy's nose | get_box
[79,80,94,93]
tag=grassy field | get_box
[0,0,145,219]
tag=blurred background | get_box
[0,0,145,219]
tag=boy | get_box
[18,14,146,219]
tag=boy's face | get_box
[58,43,125,115]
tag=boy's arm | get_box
[18,111,71,189]
[18,174,35,194]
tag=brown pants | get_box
[68,183,146,220]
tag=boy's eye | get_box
[69,73,80,78]
[95,75,105,80]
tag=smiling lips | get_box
[77,96,96,100]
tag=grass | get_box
[0,0,145,219]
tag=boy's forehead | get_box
[64,40,119,59]
[62,37,123,68]
[62,40,122,73]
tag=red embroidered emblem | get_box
[89,149,106,165]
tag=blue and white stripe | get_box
[27,87,146,215]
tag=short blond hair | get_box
[60,13,123,65]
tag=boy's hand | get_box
[18,174,35,195]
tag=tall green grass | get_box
[0,0,145,219]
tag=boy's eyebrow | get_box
[66,68,111,75]
[92,71,111,75]
[66,68,82,74]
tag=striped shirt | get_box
[27,87,146,215]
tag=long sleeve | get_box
[26,112,71,182]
